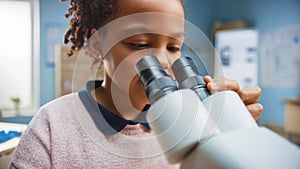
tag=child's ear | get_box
[88,28,103,61]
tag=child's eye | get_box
[167,46,181,53]
[128,43,150,50]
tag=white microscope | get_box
[135,55,300,169]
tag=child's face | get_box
[101,0,184,107]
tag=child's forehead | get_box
[106,12,184,37]
[91,12,185,51]
[115,0,184,19]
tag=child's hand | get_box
[204,76,263,121]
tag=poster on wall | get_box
[261,24,300,87]
[215,29,258,88]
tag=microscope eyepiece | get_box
[172,57,210,101]
[135,56,178,103]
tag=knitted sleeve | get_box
[10,108,52,169]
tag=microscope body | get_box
[136,56,300,169]
[147,89,300,169]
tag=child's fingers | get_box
[208,76,240,92]
[246,103,264,121]
[204,75,213,83]
[204,75,213,91]
[237,86,262,105]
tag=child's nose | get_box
[155,52,175,79]
[164,67,175,79]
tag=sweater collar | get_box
[78,80,150,135]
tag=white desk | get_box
[0,122,27,155]
[0,122,27,169]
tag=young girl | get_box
[10,0,263,168]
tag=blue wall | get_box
[212,0,300,31]
[184,0,214,37]
[40,0,69,105]
[39,0,300,125]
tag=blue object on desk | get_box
[0,131,21,143]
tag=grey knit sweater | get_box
[10,93,179,169]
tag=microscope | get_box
[135,55,300,169]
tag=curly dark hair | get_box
[61,0,118,56]
[61,0,184,56]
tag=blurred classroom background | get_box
[0,1,300,166]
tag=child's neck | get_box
[93,78,147,120]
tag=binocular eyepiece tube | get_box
[135,56,178,103]
[135,55,210,102]
[172,56,211,101]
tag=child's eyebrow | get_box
[171,32,185,39]
[121,25,185,39]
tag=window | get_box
[0,0,39,116]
